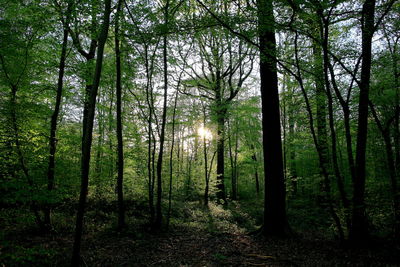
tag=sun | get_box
[198,126,212,140]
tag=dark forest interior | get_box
[1,0,400,266]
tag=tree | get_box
[71,0,112,264]
[44,0,72,228]
[178,22,253,204]
[350,0,376,244]
[154,0,170,230]
[115,0,126,231]
[257,0,288,236]
[0,0,48,230]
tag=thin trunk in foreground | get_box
[115,0,125,231]
[71,0,112,264]
[45,2,72,227]
[350,0,376,244]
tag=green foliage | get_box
[0,1,399,262]
[0,244,56,266]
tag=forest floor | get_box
[1,199,400,266]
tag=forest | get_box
[0,0,399,265]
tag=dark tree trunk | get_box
[115,0,125,231]
[201,105,210,206]
[204,134,210,206]
[216,109,226,203]
[288,98,297,195]
[313,36,330,185]
[251,148,260,195]
[314,11,353,235]
[318,15,348,240]
[167,88,179,227]
[232,120,239,200]
[44,3,71,227]
[215,73,227,203]
[154,0,169,230]
[94,98,104,197]
[143,44,155,224]
[258,0,288,236]
[108,85,115,180]
[350,0,376,244]
[71,0,112,264]
[228,119,238,200]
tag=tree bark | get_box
[258,0,288,236]
[318,12,348,239]
[233,119,239,200]
[167,88,179,227]
[115,0,125,231]
[154,0,170,230]
[228,118,238,200]
[251,146,260,195]
[287,92,297,195]
[350,0,376,244]
[44,2,71,227]
[71,0,112,264]
[215,73,227,203]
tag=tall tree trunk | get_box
[318,15,348,240]
[233,119,239,200]
[313,34,330,190]
[258,0,288,236]
[215,74,227,203]
[108,85,115,179]
[228,119,237,200]
[115,0,125,231]
[201,105,210,206]
[44,3,71,227]
[94,98,104,197]
[216,109,226,203]
[204,135,210,205]
[287,93,297,195]
[251,145,260,195]
[71,0,112,264]
[154,0,170,230]
[317,12,352,234]
[143,44,155,224]
[350,0,376,244]
[167,88,179,227]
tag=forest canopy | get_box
[0,0,399,265]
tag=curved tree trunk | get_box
[44,1,72,228]
[71,0,112,264]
